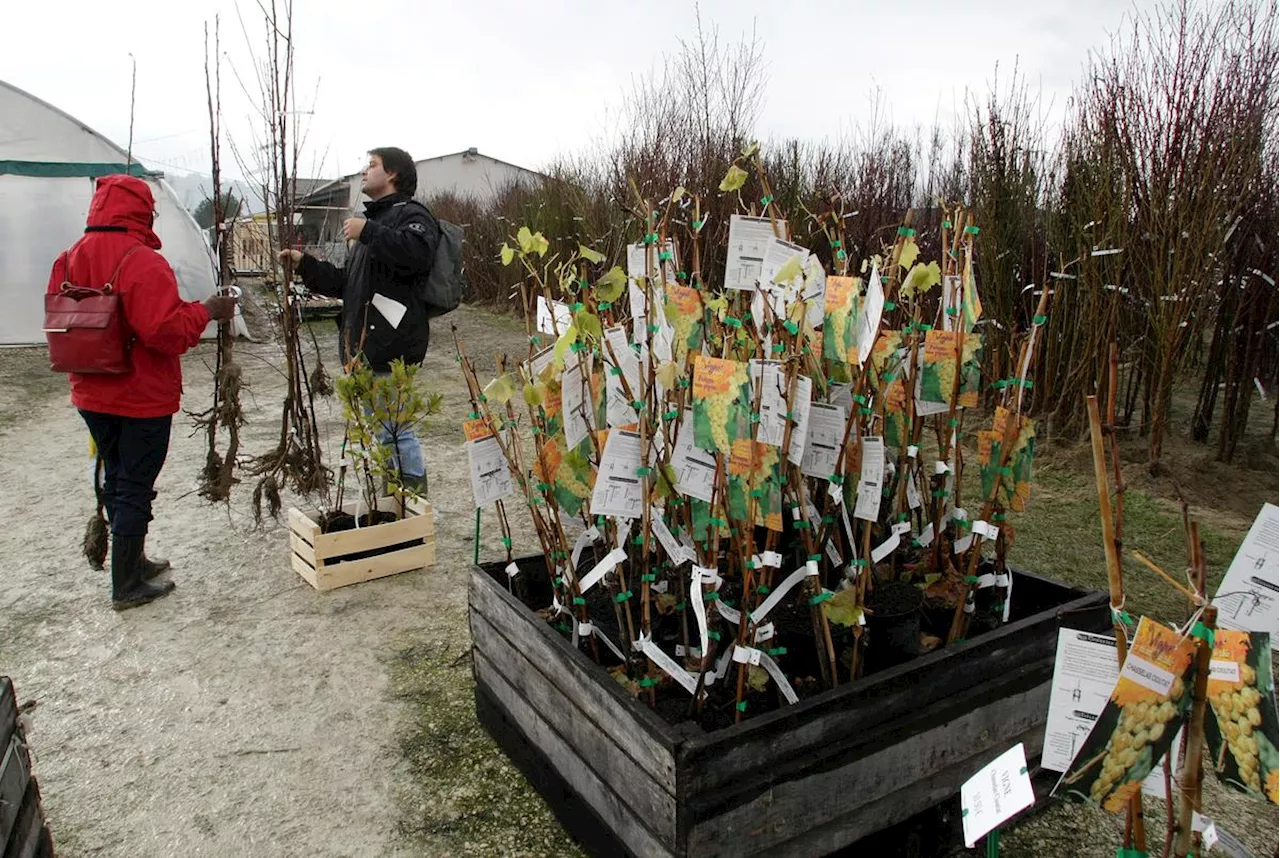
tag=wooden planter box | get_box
[2,678,53,858]
[288,496,435,591]
[470,556,1110,858]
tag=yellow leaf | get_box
[655,360,679,390]
[741,140,760,158]
[898,238,920,271]
[499,243,515,266]
[772,254,804,286]
[719,164,748,193]
[523,382,542,407]
[900,261,942,299]
[823,586,864,628]
[705,294,729,320]
[578,244,605,265]
[483,373,517,406]
[593,266,627,303]
[517,226,535,255]
[748,665,769,692]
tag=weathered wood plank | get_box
[680,591,1108,794]
[469,569,680,774]
[765,721,1046,857]
[473,642,678,846]
[0,735,32,851]
[684,665,1051,856]
[476,648,676,858]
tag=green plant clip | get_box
[809,592,834,606]
[724,316,743,328]
[941,220,953,229]
[757,585,771,595]
[831,239,842,248]
[708,630,722,641]
[836,249,847,260]
[1032,314,1047,325]
[772,344,785,354]
[500,537,513,548]
[598,301,613,310]
[663,409,679,420]
[641,573,656,582]
[1191,622,1215,648]
[767,647,787,656]
[964,225,980,235]
[760,195,774,206]
[573,597,586,606]
[945,307,959,316]
[529,335,541,345]
[795,520,811,530]
[808,553,823,563]
[639,676,659,688]
[736,701,748,712]
[783,321,799,335]
[615,590,633,603]
[884,301,898,311]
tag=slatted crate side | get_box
[677,585,1110,795]
[0,735,31,852]
[310,542,437,591]
[288,496,435,591]
[469,568,681,785]
[682,661,1053,857]
[470,611,679,841]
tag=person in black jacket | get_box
[280,147,439,489]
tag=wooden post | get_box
[1087,394,1146,852]
[1174,605,1216,857]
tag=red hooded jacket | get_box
[47,175,211,418]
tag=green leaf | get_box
[574,309,603,343]
[898,238,920,271]
[483,374,517,406]
[822,586,864,628]
[593,266,627,303]
[500,243,515,266]
[552,324,579,371]
[719,164,748,193]
[523,382,542,407]
[578,244,605,265]
[900,261,942,299]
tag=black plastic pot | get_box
[864,580,924,675]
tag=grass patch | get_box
[387,641,584,857]
[1010,463,1249,627]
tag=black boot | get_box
[138,537,171,580]
[111,534,175,611]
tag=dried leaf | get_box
[578,244,605,265]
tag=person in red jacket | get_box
[47,175,237,610]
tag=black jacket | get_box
[298,192,440,371]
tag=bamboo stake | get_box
[1088,393,1147,853]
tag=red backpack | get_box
[45,247,140,375]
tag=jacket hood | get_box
[85,174,162,250]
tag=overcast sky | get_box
[4,0,1169,183]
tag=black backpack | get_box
[400,201,465,318]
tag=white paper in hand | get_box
[960,743,1035,848]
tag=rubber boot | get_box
[138,536,171,580]
[111,534,175,611]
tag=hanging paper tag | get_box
[960,743,1035,848]
[635,635,699,695]
[690,565,711,662]
[505,562,520,578]
[571,525,601,572]
[907,445,919,458]
[760,551,782,568]
[579,547,627,593]
[916,521,935,547]
[754,622,776,643]
[953,533,975,554]
[935,460,950,475]
[750,565,814,625]
[716,600,742,625]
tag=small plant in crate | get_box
[330,357,442,531]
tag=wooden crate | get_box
[469,556,1111,858]
[1,678,53,858]
[288,496,435,591]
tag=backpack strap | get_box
[61,245,143,294]
[103,246,144,294]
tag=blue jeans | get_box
[80,411,172,536]
[371,376,425,479]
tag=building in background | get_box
[295,148,544,263]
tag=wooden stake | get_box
[1174,606,1216,857]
